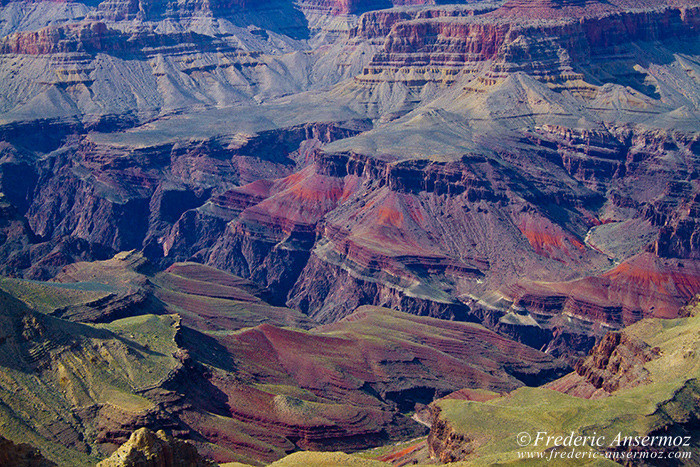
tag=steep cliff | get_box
[427,308,700,464]
[356,2,700,94]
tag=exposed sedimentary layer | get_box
[0,0,699,462]
[0,252,566,465]
[425,303,700,464]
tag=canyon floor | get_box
[0,0,699,465]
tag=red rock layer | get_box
[518,214,585,260]
[179,306,566,462]
[359,2,700,85]
[352,5,495,39]
[208,150,531,321]
[505,253,700,327]
[545,327,661,398]
[0,22,230,56]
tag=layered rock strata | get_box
[0,253,565,465]
[353,0,700,100]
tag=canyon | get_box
[0,0,699,464]
[0,252,565,465]
[421,297,700,465]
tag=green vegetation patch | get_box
[432,314,700,465]
[269,451,391,466]
[0,277,115,314]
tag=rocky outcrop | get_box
[651,191,700,260]
[0,288,177,458]
[427,406,477,463]
[0,436,56,467]
[504,253,700,323]
[0,22,232,56]
[0,194,37,276]
[96,428,215,467]
[495,252,700,361]
[572,331,659,395]
[356,1,700,87]
[546,298,698,399]
[525,125,629,191]
[425,309,700,464]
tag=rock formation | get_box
[97,428,215,467]
[424,303,700,463]
[0,0,699,462]
[0,253,565,465]
[0,436,56,467]
[0,0,696,356]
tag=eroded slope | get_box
[0,252,565,465]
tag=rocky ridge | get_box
[0,435,56,467]
[96,428,215,467]
[424,304,700,464]
[0,252,565,465]
[0,0,698,461]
